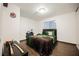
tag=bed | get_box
[26,29,57,55]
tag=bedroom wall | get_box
[76,8,79,50]
[39,12,77,44]
[20,17,40,40]
[0,3,2,56]
[0,4,1,39]
[0,4,20,56]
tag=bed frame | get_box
[42,29,57,41]
[26,29,57,55]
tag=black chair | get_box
[26,32,34,38]
[26,32,34,45]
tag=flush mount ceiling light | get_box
[36,6,48,15]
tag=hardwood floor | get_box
[20,40,79,56]
[51,41,79,56]
[20,40,39,56]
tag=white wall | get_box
[0,4,1,37]
[0,3,2,56]
[0,4,2,40]
[1,4,20,44]
[76,8,79,49]
[39,12,77,44]
[20,17,40,40]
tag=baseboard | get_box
[58,40,76,45]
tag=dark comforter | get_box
[27,35,54,55]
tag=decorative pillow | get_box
[48,31,52,36]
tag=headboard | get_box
[42,29,57,39]
[42,29,56,35]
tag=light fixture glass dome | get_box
[36,6,48,14]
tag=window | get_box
[43,20,56,29]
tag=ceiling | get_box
[14,3,79,20]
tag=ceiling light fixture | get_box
[36,6,48,14]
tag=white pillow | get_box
[48,31,52,36]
